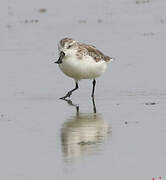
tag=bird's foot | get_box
[60,91,72,100]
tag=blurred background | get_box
[0,0,166,180]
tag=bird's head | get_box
[55,38,77,64]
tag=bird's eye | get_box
[68,45,72,48]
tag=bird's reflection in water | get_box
[61,98,111,161]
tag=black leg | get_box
[91,79,96,98]
[92,97,97,113]
[60,81,79,100]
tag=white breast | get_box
[59,55,108,80]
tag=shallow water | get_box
[0,0,166,179]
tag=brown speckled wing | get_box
[79,43,111,62]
